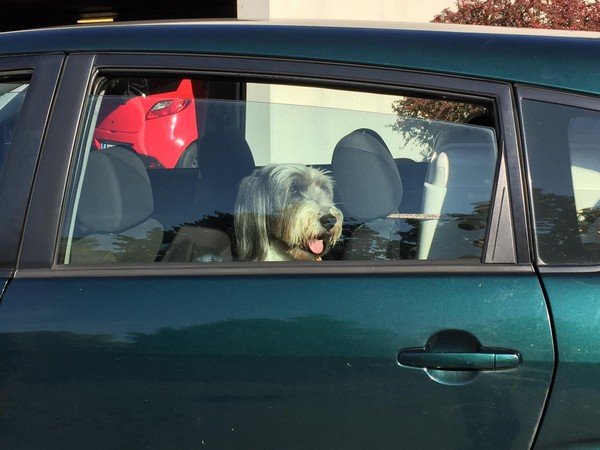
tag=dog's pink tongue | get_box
[308,239,324,255]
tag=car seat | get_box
[192,127,256,222]
[395,158,428,214]
[332,128,406,260]
[68,146,163,264]
[163,127,255,262]
[418,125,497,260]
[568,117,600,246]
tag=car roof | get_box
[3,20,600,95]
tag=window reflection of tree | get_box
[338,199,490,261]
[532,188,600,264]
[67,226,163,263]
[0,314,398,374]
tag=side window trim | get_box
[517,85,600,110]
[0,54,64,269]
[516,84,600,270]
[19,54,95,270]
[484,143,516,264]
[20,54,524,273]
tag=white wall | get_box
[239,0,455,165]
[238,0,454,22]
[245,84,417,165]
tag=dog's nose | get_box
[320,214,337,230]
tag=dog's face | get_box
[235,164,343,261]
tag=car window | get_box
[522,99,600,265]
[0,81,29,177]
[57,76,499,265]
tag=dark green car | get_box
[0,21,598,449]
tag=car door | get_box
[0,55,62,297]
[517,86,600,449]
[1,54,553,449]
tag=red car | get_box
[93,77,206,168]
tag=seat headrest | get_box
[434,125,495,149]
[78,146,154,232]
[197,128,255,184]
[332,129,403,221]
[195,127,256,215]
[428,126,497,188]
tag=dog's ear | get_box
[234,173,270,261]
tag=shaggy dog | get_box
[234,163,343,261]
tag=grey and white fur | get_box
[234,163,343,261]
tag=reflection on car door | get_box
[0,273,552,448]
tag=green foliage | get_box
[392,98,486,157]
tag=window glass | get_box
[0,81,29,177]
[522,99,600,265]
[58,76,498,265]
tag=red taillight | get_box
[145,99,191,120]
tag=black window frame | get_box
[18,53,529,277]
[517,84,600,273]
[0,54,63,270]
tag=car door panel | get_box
[532,273,600,449]
[0,273,552,449]
[517,86,600,449]
[2,53,554,448]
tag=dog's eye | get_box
[290,183,302,197]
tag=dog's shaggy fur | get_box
[234,163,343,261]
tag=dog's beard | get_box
[270,202,343,261]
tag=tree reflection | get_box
[63,226,163,264]
[531,188,600,264]
[0,314,397,364]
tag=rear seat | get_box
[162,127,255,262]
[569,117,600,246]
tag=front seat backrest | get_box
[332,128,404,260]
[333,128,403,222]
[568,117,600,247]
[69,146,163,264]
[418,125,497,260]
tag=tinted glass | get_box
[0,81,29,177]
[522,99,600,265]
[58,77,498,265]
